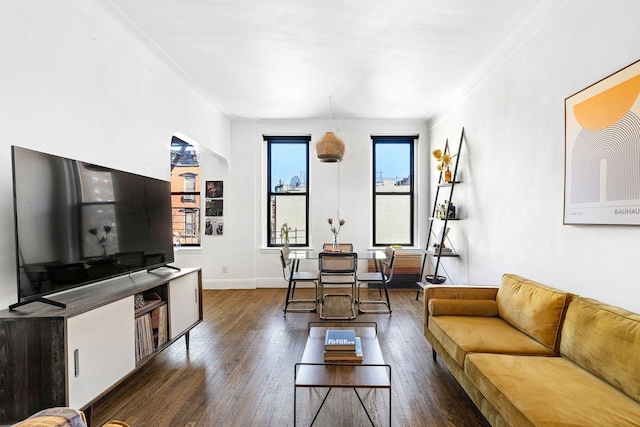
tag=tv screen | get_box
[12,146,175,307]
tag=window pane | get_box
[375,143,411,193]
[373,137,414,246]
[270,143,307,193]
[183,175,196,192]
[266,136,310,247]
[270,195,307,245]
[171,137,201,246]
[375,195,411,244]
[172,204,201,245]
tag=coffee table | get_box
[294,322,391,426]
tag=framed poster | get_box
[565,59,640,225]
[205,217,223,235]
[206,181,223,198]
[206,199,223,217]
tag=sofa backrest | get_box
[496,274,572,351]
[560,296,640,403]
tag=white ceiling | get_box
[107,0,537,120]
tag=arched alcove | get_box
[172,132,230,289]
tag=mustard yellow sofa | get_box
[423,273,640,427]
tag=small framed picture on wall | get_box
[205,217,223,235]
[206,199,223,217]
[206,180,223,198]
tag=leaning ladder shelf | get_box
[416,128,465,299]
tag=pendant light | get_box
[315,96,345,162]
[315,131,345,162]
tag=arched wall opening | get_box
[171,132,230,289]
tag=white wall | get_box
[429,0,640,312]
[8,0,639,314]
[227,119,429,290]
[0,0,230,309]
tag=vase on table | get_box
[332,232,339,252]
[281,223,291,249]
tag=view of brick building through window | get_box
[171,137,201,246]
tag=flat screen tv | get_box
[10,146,176,310]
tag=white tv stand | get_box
[0,267,202,424]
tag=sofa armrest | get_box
[423,285,499,332]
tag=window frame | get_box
[171,137,201,247]
[180,173,197,203]
[372,135,417,247]
[265,135,311,248]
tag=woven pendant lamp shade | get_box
[315,132,345,162]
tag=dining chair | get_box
[356,246,395,314]
[318,251,358,320]
[321,242,355,305]
[280,247,319,316]
[322,243,353,252]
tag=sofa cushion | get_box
[465,353,640,427]
[496,274,572,351]
[429,316,556,367]
[560,296,640,403]
[423,285,499,332]
[428,299,498,317]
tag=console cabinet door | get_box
[67,296,135,409]
[169,273,200,339]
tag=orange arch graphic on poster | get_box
[574,74,640,131]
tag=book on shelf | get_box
[134,292,164,317]
[437,226,450,242]
[135,313,154,362]
[157,304,168,346]
[150,303,169,348]
[324,337,363,362]
[429,246,453,255]
[324,329,357,351]
[430,249,453,255]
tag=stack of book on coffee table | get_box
[324,329,363,362]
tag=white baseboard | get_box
[202,278,316,290]
[202,278,255,289]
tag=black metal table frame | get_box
[294,322,392,427]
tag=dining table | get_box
[286,249,388,317]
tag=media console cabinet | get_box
[0,267,202,424]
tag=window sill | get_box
[174,246,202,254]
[259,246,315,253]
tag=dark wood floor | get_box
[90,288,490,427]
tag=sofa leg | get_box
[432,348,437,362]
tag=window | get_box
[171,137,201,246]
[372,135,416,246]
[181,173,197,203]
[266,135,310,247]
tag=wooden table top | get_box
[295,326,390,388]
